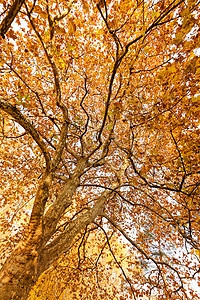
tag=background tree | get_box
[0,0,200,299]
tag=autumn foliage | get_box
[0,0,200,299]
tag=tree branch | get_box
[0,97,51,171]
[38,183,115,274]
[0,0,25,38]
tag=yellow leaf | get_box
[34,5,47,18]
[55,26,66,35]
[173,32,183,45]
[195,249,200,257]
[180,7,190,17]
[152,11,159,18]
[82,0,90,12]
[68,18,76,34]
[191,95,200,103]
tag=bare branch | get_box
[94,222,137,300]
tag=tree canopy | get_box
[0,0,200,299]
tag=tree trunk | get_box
[0,241,39,299]
[0,180,112,299]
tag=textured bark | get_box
[0,184,112,299]
[38,188,112,274]
[0,115,89,299]
[0,243,38,300]
[0,175,52,299]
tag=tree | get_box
[0,0,199,299]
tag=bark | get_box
[38,188,112,274]
[0,243,39,300]
[0,174,52,299]
[0,184,113,299]
[0,0,25,38]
